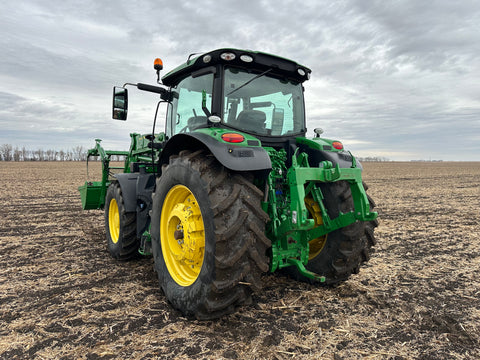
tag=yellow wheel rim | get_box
[160,185,205,287]
[305,196,327,260]
[109,198,120,244]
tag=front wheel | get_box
[104,182,139,260]
[150,150,271,320]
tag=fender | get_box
[310,149,363,170]
[159,132,272,173]
[113,173,138,212]
[114,172,156,237]
[297,140,363,170]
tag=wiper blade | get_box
[226,68,273,96]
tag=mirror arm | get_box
[136,83,167,95]
[122,82,170,97]
[130,82,172,102]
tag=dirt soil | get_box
[0,161,479,359]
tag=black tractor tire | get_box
[285,181,378,285]
[104,182,139,260]
[150,150,271,320]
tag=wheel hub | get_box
[108,198,120,244]
[305,196,327,260]
[160,185,206,286]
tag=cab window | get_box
[167,73,213,137]
[223,67,305,137]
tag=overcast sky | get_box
[1,0,479,160]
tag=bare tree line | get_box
[0,144,86,161]
[357,156,391,162]
[0,144,125,162]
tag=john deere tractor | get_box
[79,49,378,320]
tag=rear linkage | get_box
[263,148,377,281]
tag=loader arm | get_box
[79,139,129,210]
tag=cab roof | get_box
[161,48,311,87]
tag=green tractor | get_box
[79,49,378,320]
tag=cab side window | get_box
[167,74,213,137]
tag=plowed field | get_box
[0,161,479,359]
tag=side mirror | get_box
[112,87,128,120]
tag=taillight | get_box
[221,133,245,143]
[332,141,343,150]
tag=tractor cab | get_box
[161,49,311,147]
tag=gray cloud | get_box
[0,0,479,160]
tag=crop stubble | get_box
[0,161,479,359]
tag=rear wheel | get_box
[150,150,270,320]
[105,182,139,260]
[286,181,377,285]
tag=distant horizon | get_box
[1,142,478,163]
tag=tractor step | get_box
[138,233,152,256]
